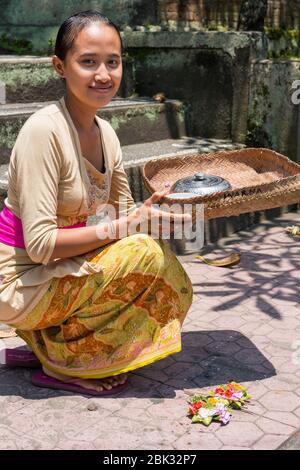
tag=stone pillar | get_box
[0,81,5,105]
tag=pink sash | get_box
[0,206,86,249]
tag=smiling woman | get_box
[0,10,193,396]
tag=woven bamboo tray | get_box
[142,148,300,220]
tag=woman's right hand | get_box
[125,188,192,239]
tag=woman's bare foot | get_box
[42,366,127,392]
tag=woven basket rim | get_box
[142,147,300,172]
[142,147,300,204]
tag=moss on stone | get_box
[264,27,285,41]
[0,64,58,91]
[267,49,300,60]
[264,28,300,42]
[289,30,300,41]
[0,119,22,153]
[246,116,270,148]
[0,32,33,55]
[130,47,150,64]
[265,28,300,59]
[108,106,161,131]
[178,107,185,123]
[256,83,270,98]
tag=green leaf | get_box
[232,401,242,409]
[191,415,202,424]
[203,417,213,426]
[192,395,206,403]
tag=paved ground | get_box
[0,210,300,450]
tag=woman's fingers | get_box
[143,199,192,222]
[145,188,171,206]
[156,208,192,223]
[135,187,193,236]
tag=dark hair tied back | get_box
[54,10,123,61]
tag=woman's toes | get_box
[106,377,116,385]
[103,375,127,387]
[98,380,112,390]
[118,374,127,384]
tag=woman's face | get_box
[54,22,122,109]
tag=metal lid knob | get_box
[194,173,206,181]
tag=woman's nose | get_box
[95,64,110,82]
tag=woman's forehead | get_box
[72,23,121,52]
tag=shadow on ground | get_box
[191,228,300,320]
[0,330,275,400]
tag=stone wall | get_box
[1,1,300,55]
[0,0,157,28]
[158,0,300,30]
[248,59,300,162]
[122,31,299,162]
[124,31,267,142]
[0,0,158,54]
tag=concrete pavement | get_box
[0,210,300,450]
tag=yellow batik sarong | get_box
[15,234,193,379]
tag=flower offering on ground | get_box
[188,382,251,426]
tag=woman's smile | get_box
[89,84,113,94]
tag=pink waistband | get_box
[0,206,87,249]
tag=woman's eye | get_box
[108,60,119,67]
[81,59,120,67]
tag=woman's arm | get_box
[50,185,192,262]
[49,217,128,262]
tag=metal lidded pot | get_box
[168,172,231,198]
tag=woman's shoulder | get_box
[19,100,67,142]
[12,101,65,159]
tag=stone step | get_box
[0,97,185,164]
[0,55,134,103]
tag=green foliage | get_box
[246,118,270,148]
[0,32,33,55]
[264,27,300,42]
[121,51,134,64]
[267,49,300,60]
[264,27,285,40]
[0,33,56,56]
[238,0,268,31]
[265,28,300,58]
[47,38,55,55]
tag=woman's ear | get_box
[52,55,65,79]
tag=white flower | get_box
[199,408,216,419]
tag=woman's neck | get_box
[64,94,98,133]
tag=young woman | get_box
[0,11,193,395]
